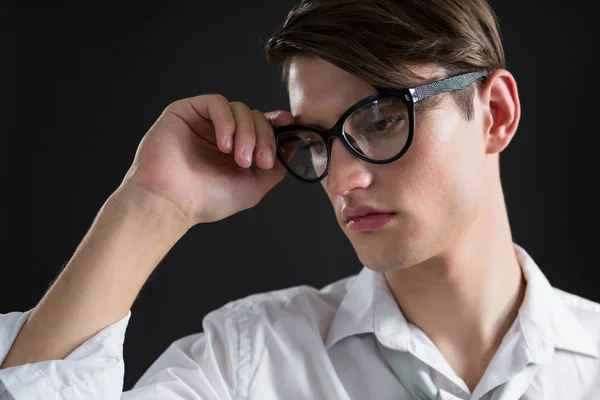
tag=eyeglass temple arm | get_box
[410,71,489,103]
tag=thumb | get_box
[252,156,288,196]
[264,110,294,128]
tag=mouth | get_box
[342,206,396,232]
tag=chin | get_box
[356,246,412,271]
[353,240,420,272]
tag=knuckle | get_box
[250,109,265,118]
[251,110,272,135]
[165,99,184,113]
[209,93,229,104]
[230,101,251,113]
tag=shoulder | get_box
[134,273,361,395]
[553,287,600,344]
[203,275,357,335]
[203,272,358,329]
[553,287,600,316]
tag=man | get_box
[1,0,598,399]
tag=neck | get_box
[384,176,526,390]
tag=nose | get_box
[323,138,373,196]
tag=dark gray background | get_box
[6,1,595,390]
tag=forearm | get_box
[0,185,190,368]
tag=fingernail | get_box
[242,146,253,164]
[225,135,233,151]
[260,148,274,163]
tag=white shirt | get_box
[1,244,599,400]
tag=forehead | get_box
[287,56,376,126]
[286,57,445,126]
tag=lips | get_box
[342,205,391,221]
[342,206,396,231]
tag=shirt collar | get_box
[324,244,598,359]
[324,266,375,350]
[515,244,598,358]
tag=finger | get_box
[230,102,256,168]
[181,94,236,154]
[252,156,287,198]
[251,110,276,170]
[264,110,294,128]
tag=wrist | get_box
[109,183,194,236]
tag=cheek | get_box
[443,115,487,202]
[390,110,485,217]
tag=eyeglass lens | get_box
[276,96,410,181]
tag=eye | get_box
[365,115,403,133]
[299,136,326,153]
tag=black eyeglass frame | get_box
[273,70,490,183]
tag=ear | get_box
[478,69,521,154]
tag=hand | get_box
[118,94,294,226]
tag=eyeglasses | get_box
[273,70,489,183]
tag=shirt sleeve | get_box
[0,303,249,400]
[0,309,131,400]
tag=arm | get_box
[0,185,189,369]
[0,96,292,399]
[0,184,243,400]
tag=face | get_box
[287,56,490,272]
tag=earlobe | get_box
[481,69,521,154]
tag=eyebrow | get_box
[295,110,348,130]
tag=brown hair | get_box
[264,0,505,119]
